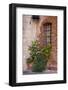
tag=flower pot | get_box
[32,53,48,72]
[27,63,33,70]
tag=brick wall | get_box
[37,16,57,70]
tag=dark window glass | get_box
[43,23,51,45]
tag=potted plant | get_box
[26,58,33,70]
[32,53,46,72]
[26,40,52,72]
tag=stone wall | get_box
[23,15,38,71]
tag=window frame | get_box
[43,23,52,45]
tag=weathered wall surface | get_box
[23,15,37,71]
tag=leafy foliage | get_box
[27,40,52,72]
[41,44,52,59]
[28,40,40,60]
[26,58,33,64]
[32,53,47,72]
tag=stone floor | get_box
[23,69,57,75]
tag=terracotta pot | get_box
[27,63,33,70]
